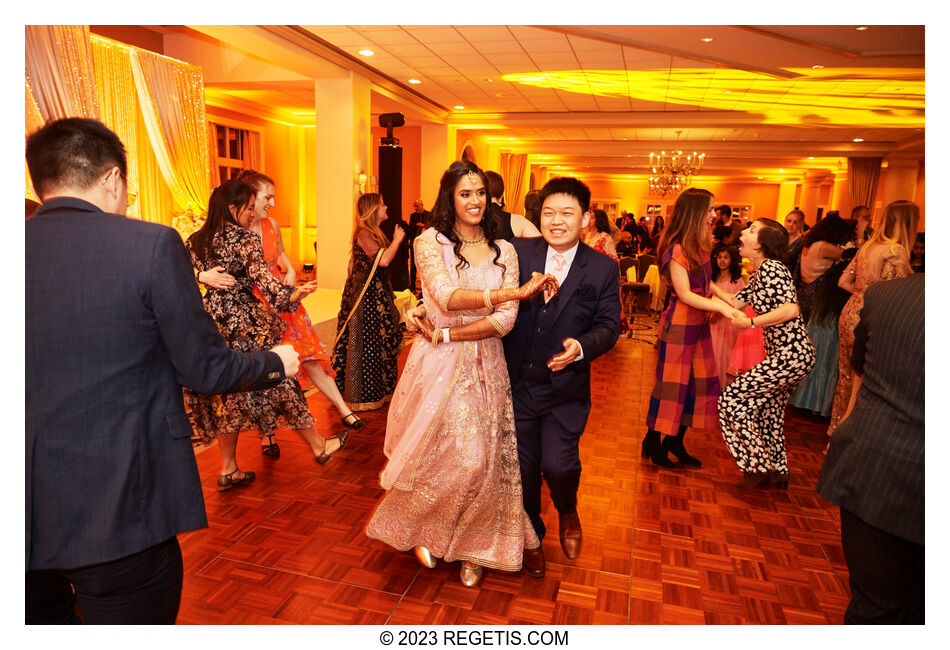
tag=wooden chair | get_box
[619,255,651,319]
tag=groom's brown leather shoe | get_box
[559,511,582,559]
[523,546,545,578]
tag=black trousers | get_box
[26,536,184,625]
[513,381,584,540]
[840,508,924,624]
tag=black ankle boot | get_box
[661,433,701,467]
[642,430,674,469]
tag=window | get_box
[213,124,257,185]
[590,200,619,222]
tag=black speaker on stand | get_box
[376,112,410,291]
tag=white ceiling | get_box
[176,25,925,182]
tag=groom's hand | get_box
[547,338,581,372]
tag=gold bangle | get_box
[486,314,507,337]
[431,327,441,347]
[484,287,493,309]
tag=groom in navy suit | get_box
[504,177,621,576]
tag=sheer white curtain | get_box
[25,25,100,202]
[129,48,210,213]
[25,25,99,122]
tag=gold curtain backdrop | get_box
[25,29,210,229]
[25,25,100,202]
[130,47,210,214]
[25,77,45,201]
[25,25,99,122]
[502,153,528,216]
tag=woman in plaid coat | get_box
[644,189,737,468]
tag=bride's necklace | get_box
[456,230,486,246]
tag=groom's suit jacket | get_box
[503,237,621,429]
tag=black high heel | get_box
[734,471,769,488]
[341,412,366,431]
[767,471,789,489]
[261,434,280,458]
[642,430,674,469]
[661,435,701,467]
[217,469,255,492]
[316,429,350,465]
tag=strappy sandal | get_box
[341,412,366,431]
[315,429,350,465]
[217,469,255,492]
[261,434,280,458]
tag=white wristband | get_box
[442,327,451,343]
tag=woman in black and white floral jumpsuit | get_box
[717,218,815,489]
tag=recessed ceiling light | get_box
[508,137,516,141]
[779,169,785,173]
[701,37,714,43]
[811,64,824,69]
[358,49,374,56]
[856,26,869,31]
[853,137,864,142]
[454,105,465,110]
[808,156,815,160]
[408,79,421,84]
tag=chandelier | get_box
[648,143,705,197]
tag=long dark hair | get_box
[658,188,714,272]
[431,160,504,271]
[812,248,858,323]
[591,208,611,234]
[803,212,852,247]
[711,244,742,283]
[188,180,255,263]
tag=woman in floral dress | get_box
[239,170,366,456]
[186,180,348,490]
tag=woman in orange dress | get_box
[203,171,366,458]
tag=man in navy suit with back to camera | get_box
[504,177,621,577]
[25,118,302,624]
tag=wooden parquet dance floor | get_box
[178,331,849,625]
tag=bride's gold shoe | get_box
[413,546,437,569]
[459,561,484,588]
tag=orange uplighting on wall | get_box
[502,68,923,127]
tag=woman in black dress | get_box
[186,180,349,490]
[717,218,815,489]
[332,192,406,411]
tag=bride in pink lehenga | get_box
[365,161,557,587]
